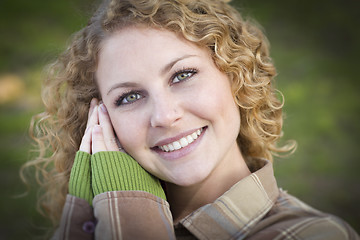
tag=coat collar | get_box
[178,159,279,240]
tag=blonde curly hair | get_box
[22,0,296,227]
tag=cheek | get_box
[201,79,240,141]
[108,112,145,149]
[191,77,238,121]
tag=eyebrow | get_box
[160,54,197,76]
[107,54,197,95]
[107,82,141,95]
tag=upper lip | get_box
[153,127,204,147]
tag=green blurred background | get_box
[0,0,359,238]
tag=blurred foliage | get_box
[0,0,359,238]
[238,0,360,232]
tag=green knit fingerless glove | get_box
[68,151,94,205]
[91,151,166,200]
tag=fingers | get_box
[87,106,99,131]
[79,125,92,153]
[92,125,108,154]
[88,98,99,119]
[79,98,123,154]
[79,98,99,153]
[98,103,119,151]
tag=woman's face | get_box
[96,27,242,186]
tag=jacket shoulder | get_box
[248,190,359,240]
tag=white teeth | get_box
[186,135,194,144]
[173,141,181,150]
[180,137,189,147]
[158,128,203,152]
[191,132,198,140]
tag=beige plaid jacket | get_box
[54,159,359,239]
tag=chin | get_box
[165,168,211,187]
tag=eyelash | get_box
[115,90,143,107]
[114,68,198,107]
[170,68,198,84]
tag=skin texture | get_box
[83,27,251,221]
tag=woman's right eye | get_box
[115,92,142,106]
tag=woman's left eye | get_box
[172,69,197,84]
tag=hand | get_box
[79,98,123,154]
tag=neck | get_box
[166,145,250,223]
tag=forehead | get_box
[96,27,211,84]
[100,26,203,58]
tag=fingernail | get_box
[90,98,98,107]
[99,103,108,114]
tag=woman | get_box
[24,0,359,239]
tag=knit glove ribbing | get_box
[91,151,166,200]
[69,151,166,205]
[68,151,93,205]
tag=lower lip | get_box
[153,127,207,161]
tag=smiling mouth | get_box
[157,127,205,152]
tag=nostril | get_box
[150,104,182,128]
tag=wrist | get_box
[91,151,166,200]
[69,151,94,205]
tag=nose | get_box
[150,92,182,128]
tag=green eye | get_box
[118,93,141,105]
[115,91,143,106]
[177,72,190,81]
[122,93,141,104]
[173,69,197,83]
